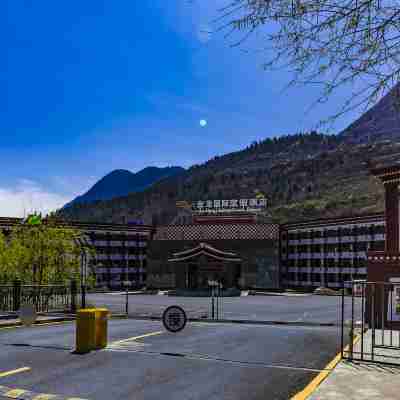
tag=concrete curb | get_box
[0,317,75,329]
[290,334,362,400]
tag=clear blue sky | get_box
[1,1,360,217]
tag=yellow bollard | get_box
[75,309,96,354]
[94,308,109,350]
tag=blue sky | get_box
[1,1,361,217]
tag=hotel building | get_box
[0,218,154,289]
[280,213,385,289]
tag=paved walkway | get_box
[309,360,400,399]
[309,329,400,399]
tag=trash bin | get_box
[95,308,109,350]
[75,309,96,354]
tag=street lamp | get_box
[75,236,90,309]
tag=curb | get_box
[290,334,362,400]
[0,317,75,329]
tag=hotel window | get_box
[311,259,321,268]
[311,244,321,252]
[313,230,322,238]
[341,228,351,236]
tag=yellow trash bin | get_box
[95,308,109,350]
[75,309,96,354]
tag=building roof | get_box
[168,242,242,262]
[281,212,385,230]
[371,163,400,184]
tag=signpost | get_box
[162,306,187,333]
[19,304,37,327]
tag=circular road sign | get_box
[18,304,37,327]
[162,305,187,333]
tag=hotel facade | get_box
[280,213,385,289]
[0,209,388,291]
[0,218,154,289]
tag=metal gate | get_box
[341,280,400,365]
[209,280,223,320]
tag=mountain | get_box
[58,86,400,225]
[340,85,400,144]
[64,166,185,207]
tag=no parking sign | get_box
[162,306,187,333]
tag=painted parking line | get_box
[0,367,31,378]
[109,331,163,346]
[0,385,88,400]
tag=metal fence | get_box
[341,280,400,366]
[0,281,78,313]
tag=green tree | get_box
[0,214,95,285]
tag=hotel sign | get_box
[177,198,267,214]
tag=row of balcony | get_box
[95,254,146,261]
[287,234,385,245]
[286,267,367,274]
[287,252,367,259]
[96,267,145,273]
[284,280,353,288]
[92,240,147,247]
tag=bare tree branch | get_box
[218,0,400,126]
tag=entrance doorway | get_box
[187,264,198,289]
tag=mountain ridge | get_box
[64,166,185,208]
[58,86,400,225]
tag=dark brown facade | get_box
[367,164,400,328]
[146,223,280,290]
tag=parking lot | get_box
[0,317,348,400]
[88,292,361,325]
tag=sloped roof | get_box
[168,242,241,262]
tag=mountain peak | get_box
[64,166,185,207]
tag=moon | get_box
[199,119,207,127]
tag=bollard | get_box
[75,309,96,354]
[95,308,109,350]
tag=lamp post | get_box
[75,236,90,309]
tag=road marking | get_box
[290,335,362,400]
[0,384,88,400]
[3,388,28,398]
[0,367,31,378]
[32,394,59,399]
[110,331,163,346]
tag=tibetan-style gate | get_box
[168,243,242,289]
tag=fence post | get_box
[13,279,21,312]
[70,279,77,313]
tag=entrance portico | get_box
[168,242,242,289]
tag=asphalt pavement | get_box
[87,293,362,325]
[0,319,344,400]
